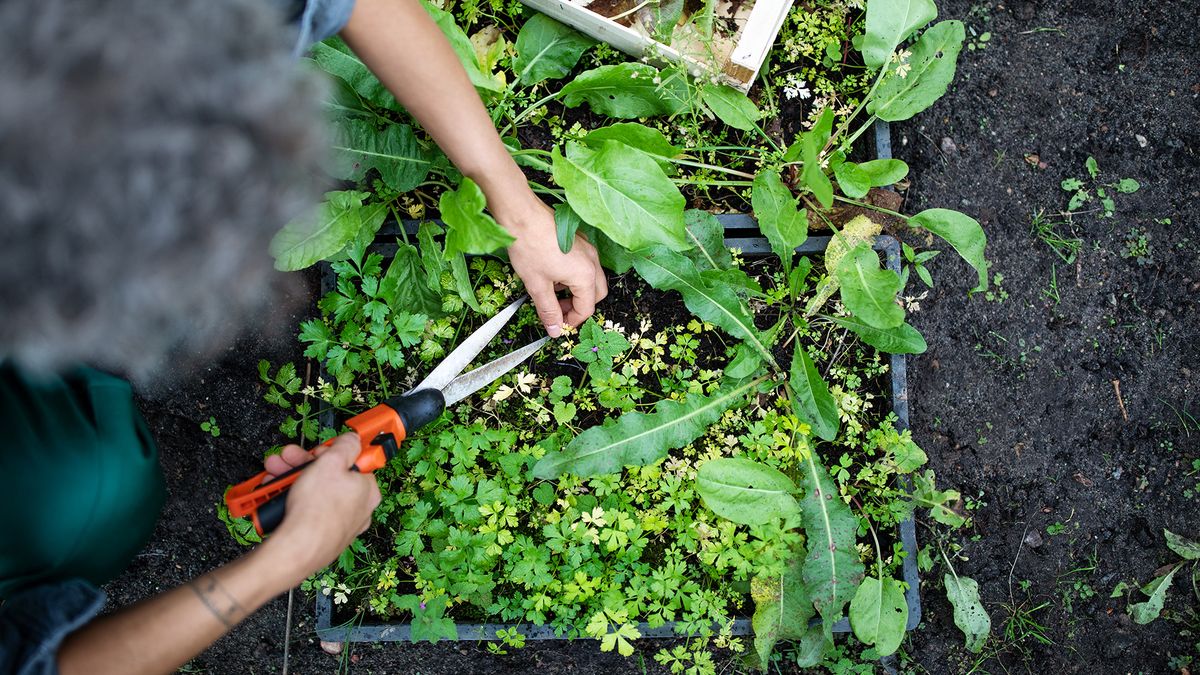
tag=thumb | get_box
[325,432,362,469]
[527,282,564,337]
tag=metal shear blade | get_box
[410,296,548,407]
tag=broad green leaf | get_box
[700,83,762,131]
[833,161,871,199]
[831,315,927,354]
[908,208,988,292]
[553,202,583,254]
[793,625,833,667]
[801,109,835,208]
[553,141,689,251]
[850,576,908,655]
[417,222,447,295]
[1085,156,1099,178]
[379,242,444,317]
[789,347,839,441]
[862,0,937,70]
[799,454,865,632]
[421,0,503,92]
[582,123,682,169]
[890,436,928,473]
[448,252,482,312]
[835,245,905,328]
[1116,178,1140,193]
[1165,529,1200,560]
[470,26,507,75]
[531,379,758,478]
[752,171,808,261]
[560,63,689,118]
[683,209,732,271]
[514,14,595,85]
[804,215,882,315]
[724,343,763,380]
[869,21,966,122]
[751,557,814,666]
[858,158,910,186]
[332,118,431,192]
[271,191,386,271]
[630,247,774,366]
[309,39,398,110]
[439,178,515,256]
[944,573,991,652]
[396,594,459,643]
[1130,566,1180,624]
[696,458,801,526]
[582,224,636,274]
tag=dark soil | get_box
[101,0,1200,672]
[890,0,1200,672]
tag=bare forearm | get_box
[341,0,536,222]
[58,543,298,675]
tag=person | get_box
[0,0,604,672]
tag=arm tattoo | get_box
[187,576,246,629]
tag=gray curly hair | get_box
[0,0,328,379]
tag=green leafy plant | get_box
[228,0,994,668]
[1121,530,1200,625]
[200,416,221,438]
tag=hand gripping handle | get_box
[224,389,444,535]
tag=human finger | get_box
[562,277,597,328]
[527,280,565,337]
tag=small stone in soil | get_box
[1023,529,1045,549]
[940,137,958,154]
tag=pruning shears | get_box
[225,296,548,536]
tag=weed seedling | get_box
[200,416,221,438]
[1030,209,1081,263]
[1121,227,1154,265]
[1060,156,1140,215]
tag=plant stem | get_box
[500,90,564,137]
[668,158,756,179]
[832,195,909,222]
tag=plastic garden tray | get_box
[314,122,922,642]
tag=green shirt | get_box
[0,363,165,598]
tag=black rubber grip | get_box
[257,493,287,534]
[386,388,445,433]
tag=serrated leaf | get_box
[799,454,865,632]
[908,208,989,292]
[331,118,432,192]
[532,378,758,478]
[753,171,809,261]
[440,178,515,256]
[554,202,583,254]
[1067,190,1089,211]
[417,221,447,294]
[869,21,965,122]
[790,347,839,441]
[1061,178,1084,191]
[582,123,682,169]
[630,247,774,366]
[944,573,991,652]
[683,209,733,272]
[1085,156,1099,178]
[858,158,910,186]
[700,83,761,131]
[850,576,908,655]
[1165,529,1200,560]
[836,245,905,328]
[514,14,595,85]
[831,315,927,354]
[751,557,814,666]
[560,63,688,118]
[696,458,801,525]
[553,141,688,251]
[271,191,386,271]
[834,161,872,199]
[862,0,937,69]
[912,470,966,527]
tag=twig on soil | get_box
[1112,379,1129,422]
